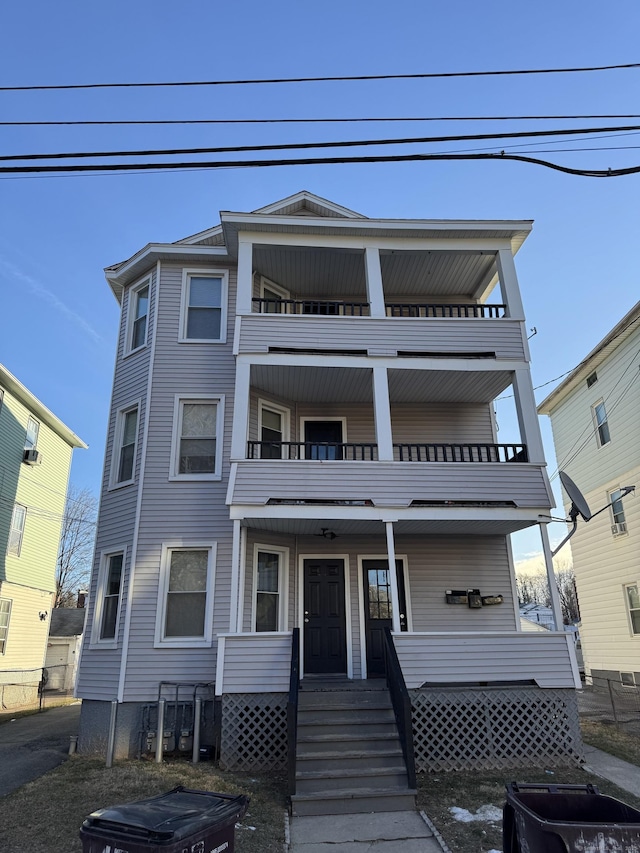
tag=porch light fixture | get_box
[316,528,337,540]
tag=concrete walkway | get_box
[287,810,446,852]
[583,744,640,798]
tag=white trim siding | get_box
[90,547,127,649]
[169,394,225,481]
[179,268,229,344]
[154,543,216,648]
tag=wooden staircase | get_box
[290,679,417,816]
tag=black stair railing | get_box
[383,627,416,790]
[287,628,300,796]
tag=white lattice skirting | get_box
[411,686,584,772]
[220,693,288,771]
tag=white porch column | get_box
[236,239,253,314]
[496,248,525,321]
[539,523,563,631]
[385,521,402,633]
[236,526,247,633]
[229,520,242,632]
[372,366,394,461]
[230,361,251,460]
[364,246,386,318]
[512,367,546,465]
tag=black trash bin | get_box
[503,782,640,853]
[80,785,249,853]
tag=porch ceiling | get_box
[252,245,499,300]
[250,365,512,404]
[241,517,537,536]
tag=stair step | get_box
[295,766,408,794]
[291,788,417,816]
[299,698,393,711]
[296,748,403,772]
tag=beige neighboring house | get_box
[538,300,640,688]
[0,365,86,708]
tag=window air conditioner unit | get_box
[23,449,41,465]
[611,522,627,536]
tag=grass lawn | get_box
[418,720,640,852]
[0,756,287,853]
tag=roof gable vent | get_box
[586,371,598,388]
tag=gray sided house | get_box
[77,192,582,809]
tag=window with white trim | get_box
[181,270,228,342]
[625,583,640,635]
[156,545,215,646]
[0,598,11,654]
[592,400,611,447]
[171,397,224,479]
[610,488,627,532]
[127,279,150,352]
[112,405,139,486]
[92,551,124,644]
[253,546,288,632]
[25,417,39,450]
[258,400,290,459]
[8,503,26,556]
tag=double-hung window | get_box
[610,488,627,534]
[112,405,139,487]
[127,279,150,352]
[156,545,215,646]
[25,417,39,450]
[592,400,611,447]
[181,270,228,342]
[171,396,224,480]
[0,598,11,654]
[8,503,26,556]
[253,545,288,632]
[92,551,125,645]
[258,400,289,459]
[625,584,640,635]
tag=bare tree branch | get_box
[56,485,97,607]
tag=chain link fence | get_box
[578,675,640,735]
[0,664,75,713]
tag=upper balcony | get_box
[235,242,528,361]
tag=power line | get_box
[2,62,639,92]
[5,114,640,127]
[1,151,639,177]
[6,123,640,163]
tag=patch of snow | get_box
[449,804,503,823]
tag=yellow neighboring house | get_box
[0,364,86,708]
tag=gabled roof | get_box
[0,363,87,449]
[538,299,640,414]
[174,190,363,247]
[104,190,531,298]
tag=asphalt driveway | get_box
[0,703,81,797]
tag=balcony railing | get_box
[247,441,528,462]
[252,298,369,316]
[394,443,528,463]
[251,298,506,318]
[385,303,506,318]
[247,441,378,460]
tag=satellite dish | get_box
[550,472,634,556]
[559,471,592,522]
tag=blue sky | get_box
[1,0,638,562]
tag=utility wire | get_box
[5,114,640,127]
[6,123,640,163]
[2,151,640,177]
[2,62,639,91]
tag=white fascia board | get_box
[0,363,87,449]
[105,244,230,299]
[222,211,532,236]
[252,190,364,218]
[238,352,525,372]
[229,504,543,522]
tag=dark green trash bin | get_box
[503,782,640,853]
[80,785,249,853]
